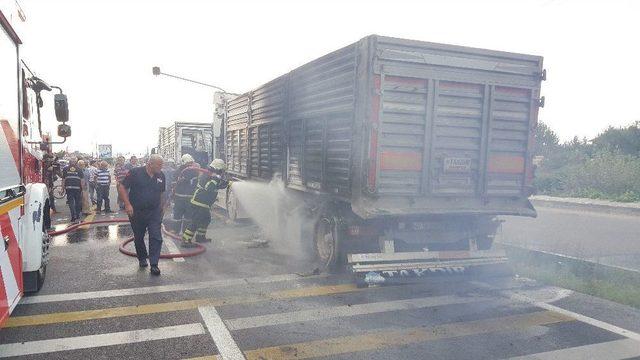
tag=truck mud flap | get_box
[348,250,509,286]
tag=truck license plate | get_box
[444,158,471,173]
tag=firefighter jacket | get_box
[190,173,229,209]
[174,164,200,198]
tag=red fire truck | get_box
[1,3,71,326]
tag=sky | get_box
[9,0,640,154]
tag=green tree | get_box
[534,121,559,156]
[592,121,640,155]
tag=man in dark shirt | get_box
[117,154,166,275]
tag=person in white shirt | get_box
[87,160,99,205]
[95,160,112,213]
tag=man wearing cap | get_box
[172,154,200,233]
[181,159,230,247]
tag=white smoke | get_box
[230,178,313,257]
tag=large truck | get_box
[220,35,544,284]
[1,3,72,326]
[157,122,214,167]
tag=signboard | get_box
[98,144,112,159]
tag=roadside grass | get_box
[505,246,640,309]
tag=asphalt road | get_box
[2,192,640,359]
[499,204,640,271]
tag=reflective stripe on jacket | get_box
[63,166,83,190]
[190,174,228,209]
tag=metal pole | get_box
[155,70,228,93]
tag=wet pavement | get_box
[2,193,640,359]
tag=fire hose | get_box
[45,165,227,258]
[47,219,206,258]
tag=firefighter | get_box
[172,154,199,233]
[181,159,230,247]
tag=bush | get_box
[535,150,640,201]
[532,173,566,194]
[534,121,640,202]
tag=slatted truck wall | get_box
[223,35,543,218]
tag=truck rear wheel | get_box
[313,216,342,271]
[225,188,239,222]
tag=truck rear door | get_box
[369,37,543,199]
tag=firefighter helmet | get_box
[181,154,195,164]
[209,158,227,171]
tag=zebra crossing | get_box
[2,272,639,359]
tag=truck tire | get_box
[313,216,343,272]
[22,224,51,294]
[225,188,239,222]
[24,205,49,293]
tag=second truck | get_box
[157,122,214,167]
[219,35,545,284]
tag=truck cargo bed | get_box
[222,35,544,219]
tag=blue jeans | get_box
[129,207,163,266]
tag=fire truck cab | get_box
[1,3,71,327]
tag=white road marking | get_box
[0,323,205,358]
[164,237,185,262]
[471,281,640,342]
[508,338,640,360]
[226,294,488,331]
[21,273,321,304]
[199,306,246,360]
